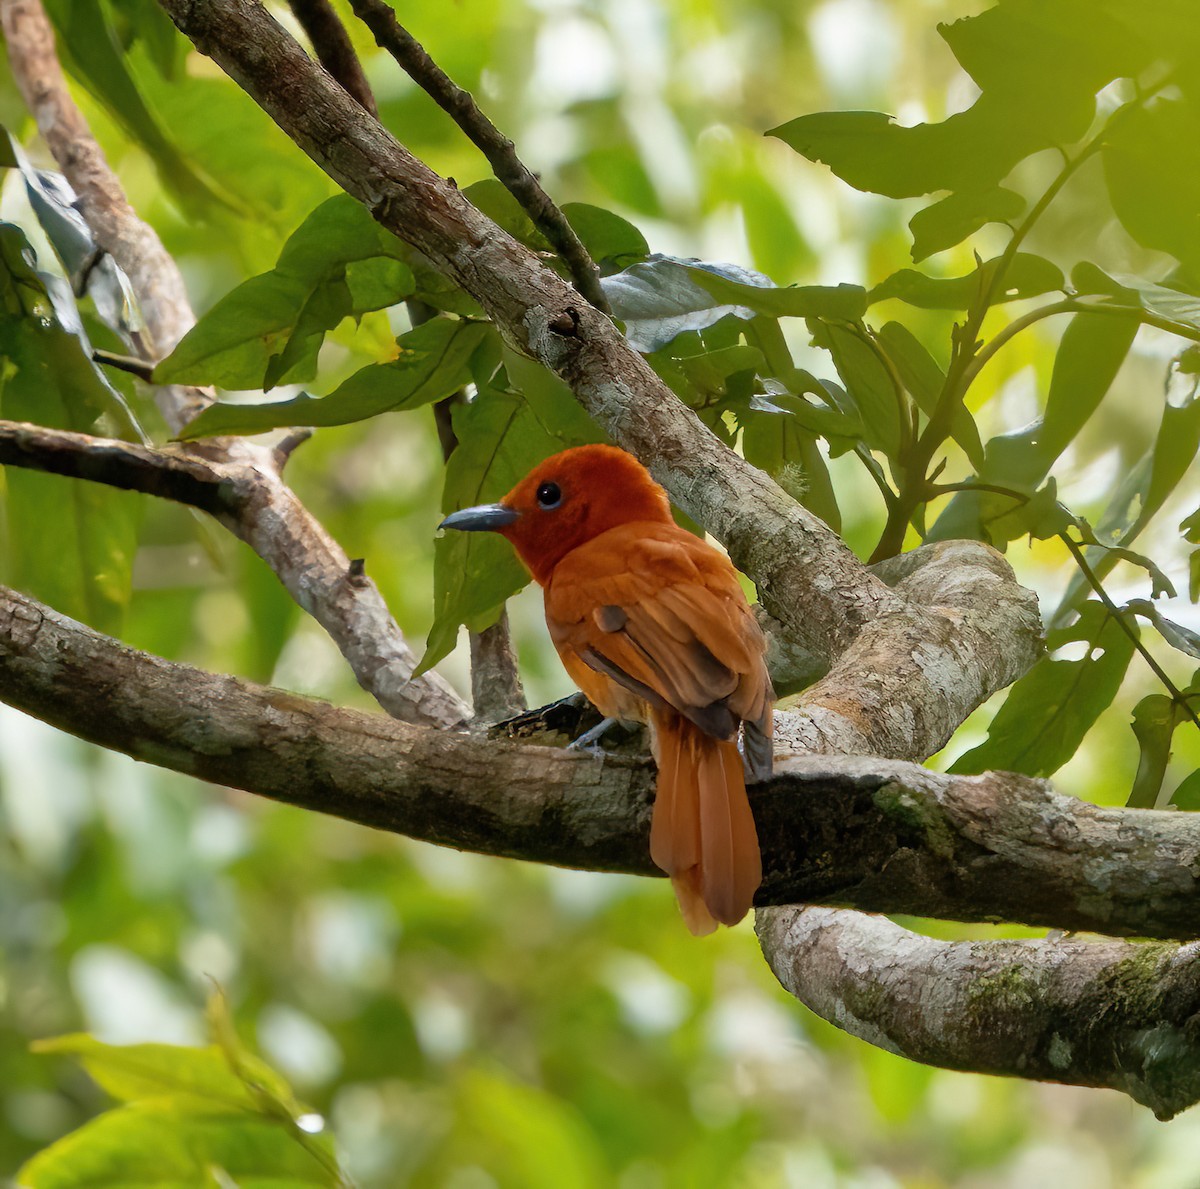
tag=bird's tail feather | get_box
[650,712,761,934]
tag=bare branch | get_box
[347,0,609,314]
[0,419,468,727]
[287,0,377,115]
[470,609,527,724]
[757,909,1200,1121]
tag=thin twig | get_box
[1061,531,1200,733]
[92,348,157,381]
[287,0,377,115]
[347,0,610,315]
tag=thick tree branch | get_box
[758,909,1200,1121]
[2,583,1198,943]
[287,0,377,115]
[0,0,468,728]
[154,0,890,682]
[347,0,610,315]
[0,419,467,727]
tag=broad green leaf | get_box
[31,1035,297,1114]
[951,601,1137,777]
[42,0,219,214]
[178,319,491,439]
[687,269,867,322]
[1103,98,1200,277]
[931,311,1139,545]
[1171,768,1200,810]
[0,224,140,633]
[419,374,603,675]
[463,179,548,250]
[808,322,902,456]
[1125,599,1200,661]
[1127,694,1180,809]
[601,255,778,352]
[561,202,649,265]
[1038,311,1139,461]
[1072,263,1200,335]
[158,195,415,389]
[741,397,841,531]
[875,322,982,468]
[908,187,1025,262]
[18,1104,337,1189]
[868,253,1063,310]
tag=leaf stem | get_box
[1060,532,1200,733]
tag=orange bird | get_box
[440,444,773,934]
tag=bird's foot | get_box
[567,716,620,756]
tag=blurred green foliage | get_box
[2,0,1200,1185]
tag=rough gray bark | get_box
[758,910,1200,1120]
[3,582,1200,943]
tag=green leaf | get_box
[602,256,778,352]
[0,224,140,633]
[686,269,867,322]
[157,195,415,389]
[18,1104,337,1188]
[1127,694,1180,809]
[419,370,603,675]
[1072,263,1200,334]
[463,179,548,250]
[561,202,649,265]
[741,394,842,531]
[1125,599,1200,660]
[1103,98,1200,277]
[951,601,1137,777]
[1171,768,1200,810]
[1038,310,1140,462]
[869,254,1063,310]
[41,0,221,214]
[178,319,492,439]
[31,1035,297,1114]
[808,322,902,456]
[908,187,1025,262]
[875,322,982,468]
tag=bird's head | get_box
[439,443,672,584]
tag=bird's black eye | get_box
[536,481,562,509]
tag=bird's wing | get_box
[546,524,773,746]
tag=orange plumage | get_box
[440,444,773,933]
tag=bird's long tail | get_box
[648,711,762,935]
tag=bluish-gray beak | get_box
[439,503,519,532]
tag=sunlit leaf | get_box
[18,1105,337,1188]
[561,202,649,265]
[178,319,492,439]
[157,195,416,390]
[31,1035,297,1114]
[1103,98,1200,277]
[951,601,1137,777]
[602,255,776,352]
[1072,263,1200,335]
